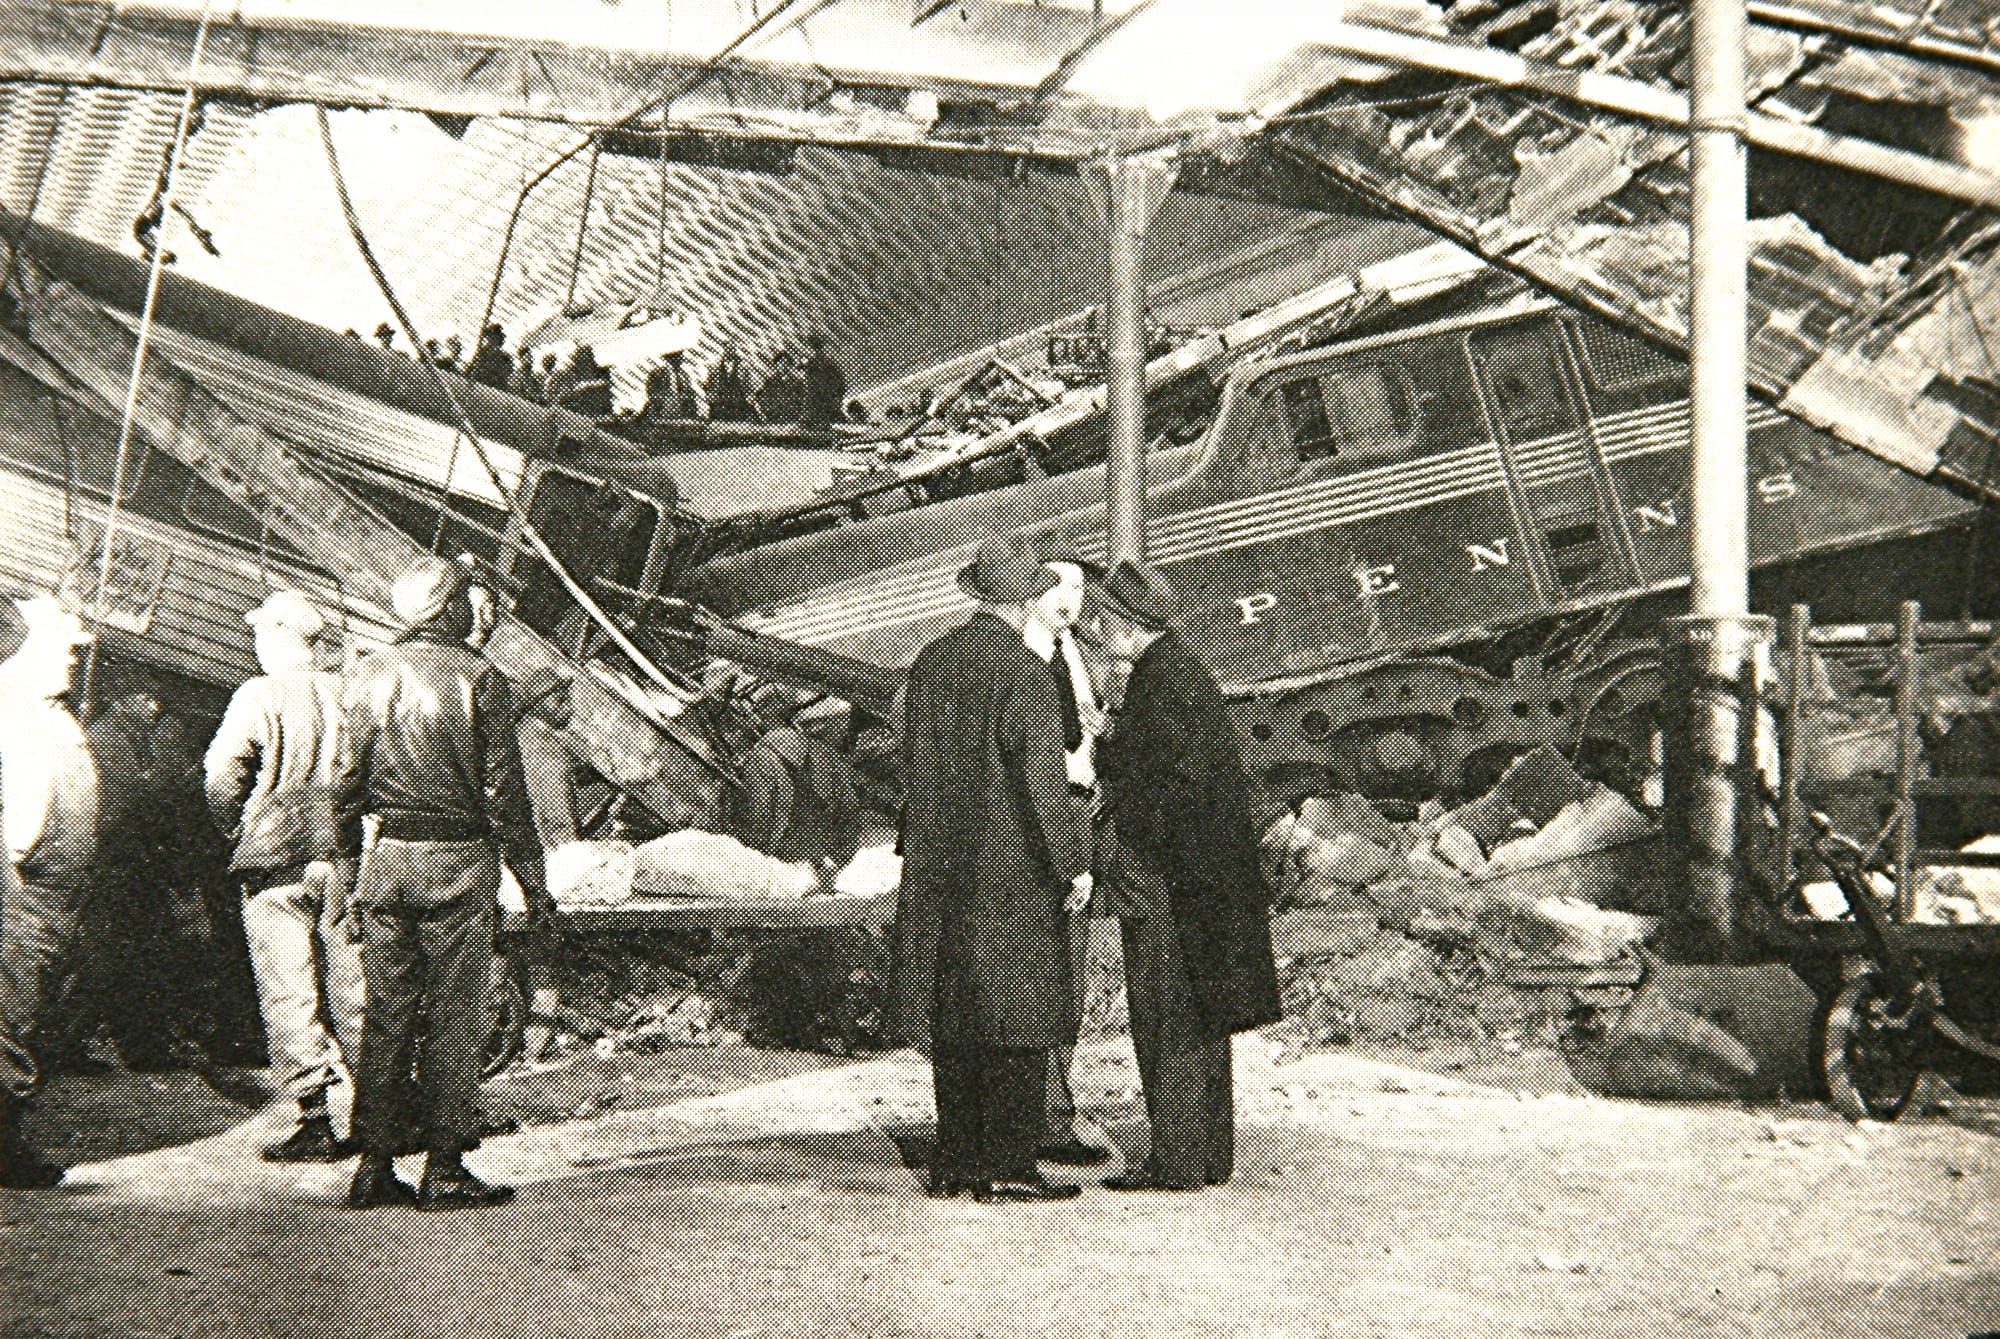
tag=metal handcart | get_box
[1768,602,2000,1121]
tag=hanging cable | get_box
[472,0,845,345]
[317,107,739,782]
[80,0,215,706]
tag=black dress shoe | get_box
[1102,1169,1200,1192]
[347,1163,419,1209]
[418,1168,516,1210]
[973,1177,1082,1203]
[0,1143,66,1188]
[924,1171,980,1200]
[1035,1138,1112,1167]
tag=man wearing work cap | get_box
[0,595,98,1186]
[333,556,546,1210]
[1088,560,1280,1193]
[205,589,365,1163]
[894,532,1091,1204]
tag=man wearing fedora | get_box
[333,556,545,1210]
[205,589,366,1163]
[1089,560,1281,1192]
[894,532,1092,1203]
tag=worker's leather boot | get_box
[263,1107,353,1163]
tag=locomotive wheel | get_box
[1821,976,1927,1122]
[483,951,528,1079]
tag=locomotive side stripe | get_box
[749,399,1790,645]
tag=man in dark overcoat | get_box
[894,532,1092,1203]
[1090,560,1281,1192]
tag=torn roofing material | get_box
[1257,0,2000,506]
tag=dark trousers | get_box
[61,872,222,1068]
[351,838,498,1156]
[0,882,86,1099]
[1120,914,1234,1188]
[930,964,1044,1184]
[1042,910,1092,1139]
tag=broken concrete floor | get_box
[6,1038,2000,1338]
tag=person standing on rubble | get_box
[72,662,225,1074]
[334,557,546,1210]
[704,342,757,422]
[0,596,99,1187]
[204,591,367,1164]
[894,532,1091,1203]
[1024,549,1114,1171]
[511,666,590,1061]
[1089,560,1280,1192]
[799,332,848,431]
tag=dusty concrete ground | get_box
[5,1034,2000,1339]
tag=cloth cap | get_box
[1094,559,1177,632]
[18,595,91,647]
[245,589,327,640]
[0,599,27,666]
[957,532,1059,605]
[455,552,522,599]
[389,556,469,629]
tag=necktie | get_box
[1051,635,1084,753]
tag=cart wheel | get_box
[1821,976,1926,1122]
[483,952,527,1079]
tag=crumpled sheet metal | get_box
[1263,1,2000,501]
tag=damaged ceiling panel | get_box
[1261,0,2000,501]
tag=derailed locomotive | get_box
[498,297,1986,810]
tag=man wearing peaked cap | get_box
[332,555,545,1210]
[206,589,364,1164]
[0,594,98,1187]
[1088,559,1280,1193]
[893,532,1091,1204]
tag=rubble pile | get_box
[1260,746,1669,1056]
[1800,835,2000,925]
[520,927,894,1061]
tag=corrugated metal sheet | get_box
[1259,1,2000,504]
[0,90,1324,409]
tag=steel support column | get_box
[1086,150,1176,566]
[1663,0,1770,960]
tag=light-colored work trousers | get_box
[241,862,365,1127]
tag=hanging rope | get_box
[81,0,215,706]
[316,106,738,781]
[472,0,846,345]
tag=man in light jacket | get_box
[0,596,98,1187]
[205,590,364,1163]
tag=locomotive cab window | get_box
[1278,363,1422,464]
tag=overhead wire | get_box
[315,106,740,784]
[81,0,216,706]
[472,0,847,347]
